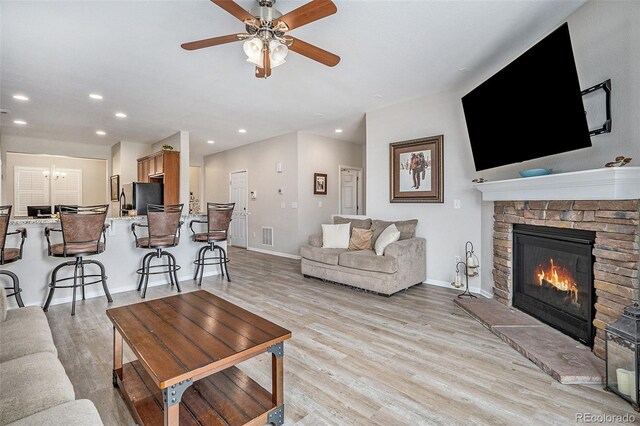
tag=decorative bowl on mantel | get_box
[519,168,553,178]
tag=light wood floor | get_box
[45,248,633,425]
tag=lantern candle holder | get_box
[605,302,640,411]
[455,241,479,299]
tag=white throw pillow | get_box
[322,223,351,249]
[374,224,400,256]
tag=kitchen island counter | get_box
[2,214,224,308]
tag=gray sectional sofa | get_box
[300,216,426,295]
[0,287,103,425]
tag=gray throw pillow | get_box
[371,219,418,244]
[333,216,372,232]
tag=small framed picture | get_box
[314,173,327,195]
[110,175,120,201]
[390,135,444,203]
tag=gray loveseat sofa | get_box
[300,216,426,295]
[0,287,103,425]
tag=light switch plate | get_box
[291,202,298,209]
[454,199,461,209]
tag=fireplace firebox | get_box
[513,224,596,346]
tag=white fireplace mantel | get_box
[474,167,640,201]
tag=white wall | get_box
[203,131,364,256]
[204,132,300,255]
[297,132,363,244]
[475,1,640,181]
[366,92,483,291]
[365,0,640,295]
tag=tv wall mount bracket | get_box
[581,79,611,137]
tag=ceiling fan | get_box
[181,0,340,78]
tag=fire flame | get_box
[536,258,579,303]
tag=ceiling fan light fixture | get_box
[269,40,288,68]
[243,38,263,60]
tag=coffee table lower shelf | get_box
[115,360,278,426]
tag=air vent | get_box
[262,227,274,246]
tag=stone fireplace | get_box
[476,167,640,360]
[492,199,639,359]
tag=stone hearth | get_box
[492,199,640,359]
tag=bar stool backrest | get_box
[207,202,235,241]
[147,204,183,246]
[59,205,109,251]
[0,205,11,251]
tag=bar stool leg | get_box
[44,260,74,312]
[167,253,176,287]
[220,245,231,282]
[166,252,181,293]
[91,259,112,303]
[0,270,24,307]
[71,259,80,316]
[141,253,153,299]
[194,246,206,281]
[196,247,206,286]
[137,253,152,291]
[80,260,86,301]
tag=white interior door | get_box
[229,171,248,248]
[340,168,361,215]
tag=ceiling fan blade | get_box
[288,37,340,67]
[181,34,246,50]
[210,0,255,22]
[274,0,337,32]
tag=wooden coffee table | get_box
[106,290,291,426]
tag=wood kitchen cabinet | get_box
[137,150,180,205]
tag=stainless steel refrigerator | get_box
[120,182,163,216]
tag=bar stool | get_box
[0,206,27,307]
[43,205,112,316]
[132,204,183,299]
[190,202,234,286]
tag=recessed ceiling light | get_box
[13,120,27,125]
[313,113,325,117]
[335,129,343,133]
[89,93,103,100]
[238,129,247,134]
[13,94,29,101]
[373,94,383,99]
[207,140,215,144]
[96,130,106,136]
[115,112,127,118]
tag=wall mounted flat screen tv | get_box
[462,23,591,171]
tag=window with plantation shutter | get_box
[52,169,82,207]
[14,167,50,216]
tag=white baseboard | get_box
[424,278,482,295]
[247,247,301,260]
[480,289,494,299]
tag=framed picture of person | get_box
[314,173,327,195]
[389,135,443,203]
